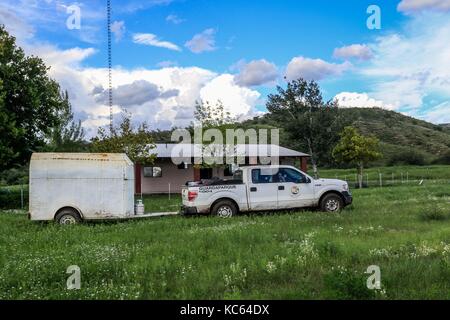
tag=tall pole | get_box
[107,0,113,134]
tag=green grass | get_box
[0,183,449,299]
[141,194,181,213]
[318,165,450,187]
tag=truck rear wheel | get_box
[211,200,237,218]
[55,208,82,225]
[320,193,343,213]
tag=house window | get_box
[143,167,162,177]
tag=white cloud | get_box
[334,92,394,110]
[234,59,278,87]
[133,33,181,51]
[285,56,351,81]
[118,0,174,14]
[398,0,450,14]
[157,60,178,68]
[0,5,35,40]
[333,44,373,61]
[166,14,185,24]
[29,46,261,136]
[185,28,216,53]
[200,74,261,120]
[94,80,179,107]
[359,13,450,111]
[30,45,97,67]
[111,21,125,42]
[0,0,106,44]
[417,101,450,124]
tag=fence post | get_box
[20,184,24,210]
[407,172,409,184]
[379,173,382,188]
[366,173,369,187]
[168,183,171,201]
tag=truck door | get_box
[248,168,278,210]
[275,167,315,209]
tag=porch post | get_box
[194,167,201,181]
[300,157,308,173]
[134,163,142,194]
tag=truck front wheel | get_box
[55,208,82,225]
[211,200,237,218]
[320,194,343,213]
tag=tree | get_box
[44,91,87,152]
[266,78,345,177]
[0,78,20,167]
[332,126,382,188]
[0,25,71,169]
[193,100,234,128]
[191,100,238,168]
[90,112,156,165]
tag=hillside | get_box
[244,107,450,166]
[339,108,450,165]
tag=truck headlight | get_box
[342,183,349,191]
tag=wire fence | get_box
[324,172,450,189]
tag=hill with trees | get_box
[244,107,450,167]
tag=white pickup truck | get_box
[181,165,352,217]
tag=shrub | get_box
[388,149,426,166]
[420,204,449,221]
[0,166,29,186]
[0,188,28,210]
[324,266,377,299]
[432,151,450,165]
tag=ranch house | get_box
[134,143,310,194]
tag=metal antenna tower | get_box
[107,0,113,134]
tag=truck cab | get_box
[181,165,352,217]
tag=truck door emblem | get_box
[291,186,300,194]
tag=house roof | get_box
[152,144,309,158]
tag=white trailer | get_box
[29,153,137,224]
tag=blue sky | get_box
[1,0,450,135]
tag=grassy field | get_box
[141,194,181,213]
[0,181,449,299]
[319,165,450,187]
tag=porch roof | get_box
[152,144,309,158]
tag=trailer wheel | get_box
[55,208,82,225]
[320,193,343,213]
[211,200,237,218]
